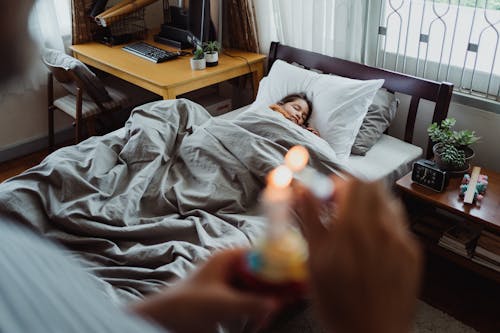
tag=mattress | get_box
[220,105,422,183]
[345,134,422,183]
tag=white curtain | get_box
[31,0,72,51]
[254,0,367,62]
[1,0,71,98]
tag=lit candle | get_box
[250,165,308,284]
[262,165,293,240]
[285,145,335,200]
[262,165,293,202]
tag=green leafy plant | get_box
[203,41,220,54]
[427,117,479,147]
[427,117,479,170]
[192,46,205,60]
[454,129,479,146]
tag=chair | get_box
[42,49,129,150]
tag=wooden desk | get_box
[70,37,266,100]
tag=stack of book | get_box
[411,215,455,243]
[472,231,500,272]
[438,223,481,258]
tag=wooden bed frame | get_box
[268,42,454,158]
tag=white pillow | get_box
[251,60,384,161]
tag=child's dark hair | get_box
[277,93,313,124]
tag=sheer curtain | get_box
[1,0,71,97]
[254,0,367,62]
[31,0,72,51]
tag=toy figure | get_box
[459,173,488,202]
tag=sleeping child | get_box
[268,93,320,136]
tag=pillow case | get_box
[351,88,399,156]
[43,49,112,103]
[251,60,384,161]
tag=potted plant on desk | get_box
[190,46,206,70]
[203,41,220,67]
[428,117,479,174]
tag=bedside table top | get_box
[396,169,500,231]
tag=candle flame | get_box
[268,165,293,188]
[285,146,310,172]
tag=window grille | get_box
[370,0,500,102]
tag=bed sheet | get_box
[0,99,341,305]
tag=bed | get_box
[0,42,452,323]
[262,42,453,183]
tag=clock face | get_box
[414,165,435,183]
[411,160,446,192]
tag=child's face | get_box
[280,98,310,125]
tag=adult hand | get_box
[294,178,422,333]
[131,249,278,333]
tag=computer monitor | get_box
[155,0,212,49]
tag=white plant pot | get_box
[190,58,206,70]
[204,52,218,67]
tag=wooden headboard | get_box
[268,42,454,158]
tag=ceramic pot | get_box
[190,58,206,70]
[204,52,218,67]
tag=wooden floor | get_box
[0,149,50,183]
[0,150,499,332]
[0,140,75,183]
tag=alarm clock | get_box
[411,159,447,192]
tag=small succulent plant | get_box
[203,41,220,54]
[428,117,479,170]
[439,143,466,168]
[192,46,205,60]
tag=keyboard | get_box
[122,42,179,63]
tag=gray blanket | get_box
[0,99,341,304]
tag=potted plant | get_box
[203,41,220,67]
[190,46,206,70]
[427,117,479,172]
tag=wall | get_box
[448,103,500,173]
[0,87,64,150]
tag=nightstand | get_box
[396,169,500,282]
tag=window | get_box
[366,0,500,102]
